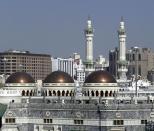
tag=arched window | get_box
[70,91,73,96]
[113,91,116,97]
[105,91,108,97]
[49,90,52,96]
[88,91,90,96]
[22,90,25,96]
[62,90,65,96]
[66,90,69,96]
[100,91,104,97]
[53,91,56,96]
[96,91,99,97]
[30,90,33,96]
[91,91,94,96]
[109,91,112,97]
[57,90,61,96]
[26,90,29,96]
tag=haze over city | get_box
[0,0,154,58]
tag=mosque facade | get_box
[0,70,153,131]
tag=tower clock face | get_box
[46,111,51,116]
[116,112,121,118]
[75,112,82,118]
[6,111,14,117]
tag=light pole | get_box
[134,47,139,97]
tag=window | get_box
[113,120,124,125]
[74,120,83,125]
[12,60,16,62]
[5,118,15,123]
[132,54,135,61]
[141,120,147,124]
[109,55,113,61]
[138,54,141,61]
[133,67,135,74]
[43,119,52,123]
[138,65,141,76]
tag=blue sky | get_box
[0,1,154,58]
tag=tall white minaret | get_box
[117,17,128,79]
[84,17,94,75]
[85,17,94,62]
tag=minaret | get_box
[117,17,128,79]
[85,17,94,63]
[84,17,94,76]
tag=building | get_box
[127,47,154,79]
[51,57,75,78]
[109,47,154,80]
[0,50,52,81]
[95,55,109,71]
[147,68,154,85]
[109,47,119,79]
[72,53,81,60]
[0,70,154,131]
[74,59,85,84]
[51,57,86,84]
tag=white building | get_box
[51,57,75,78]
[74,59,85,84]
[72,53,80,60]
[95,55,109,70]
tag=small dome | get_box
[43,71,74,83]
[6,72,35,83]
[84,70,116,83]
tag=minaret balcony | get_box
[117,60,128,65]
[118,68,128,72]
[85,28,93,34]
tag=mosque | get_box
[0,18,154,131]
[0,69,154,131]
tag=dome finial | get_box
[121,16,124,22]
[88,15,91,21]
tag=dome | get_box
[6,72,35,83]
[84,70,116,83]
[43,71,74,83]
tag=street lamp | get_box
[134,46,139,97]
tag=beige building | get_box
[0,50,52,81]
[127,47,154,79]
[109,47,154,79]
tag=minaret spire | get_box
[121,16,124,22]
[88,15,91,21]
[84,16,94,76]
[117,17,128,80]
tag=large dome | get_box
[6,72,35,83]
[43,71,74,83]
[84,70,116,83]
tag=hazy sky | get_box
[0,1,154,59]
